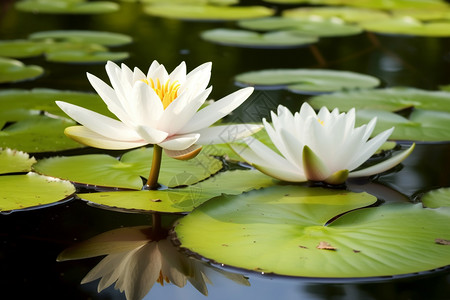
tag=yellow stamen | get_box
[156,270,170,286]
[142,78,180,109]
[317,118,324,125]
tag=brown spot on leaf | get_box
[299,245,308,249]
[316,241,337,251]
[435,238,450,245]
[222,244,229,247]
[353,249,361,253]
[151,199,162,202]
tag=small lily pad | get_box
[0,172,75,212]
[78,169,275,213]
[0,57,44,83]
[0,88,113,122]
[0,40,47,58]
[0,115,81,153]
[45,49,129,63]
[29,30,132,46]
[0,148,36,174]
[309,87,450,113]
[355,109,450,142]
[235,69,380,94]
[201,29,318,48]
[33,147,223,190]
[282,6,390,23]
[422,187,450,208]
[175,186,450,278]
[144,4,275,21]
[238,17,363,37]
[15,0,119,14]
[361,17,450,37]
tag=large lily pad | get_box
[422,187,450,208]
[361,17,450,37]
[0,57,44,83]
[238,17,363,37]
[308,88,450,113]
[144,4,275,21]
[33,147,223,190]
[0,115,81,152]
[0,148,36,174]
[0,172,75,212]
[0,88,113,122]
[175,185,450,278]
[282,6,390,23]
[0,40,47,58]
[201,29,318,48]
[355,109,450,142]
[29,30,132,46]
[78,169,275,213]
[15,0,119,14]
[235,69,380,94]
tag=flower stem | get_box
[146,144,162,190]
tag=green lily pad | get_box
[78,169,275,213]
[422,187,450,208]
[0,57,44,83]
[235,69,380,94]
[45,49,129,63]
[0,172,75,212]
[175,186,450,278]
[144,4,275,21]
[0,115,81,153]
[238,17,363,37]
[392,9,450,21]
[33,147,223,190]
[355,109,450,142]
[361,17,450,37]
[0,148,36,174]
[138,0,238,4]
[309,88,450,113]
[282,6,390,23]
[15,0,119,14]
[0,88,113,122]
[29,30,132,46]
[0,40,47,58]
[201,29,318,48]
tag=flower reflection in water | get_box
[57,223,249,300]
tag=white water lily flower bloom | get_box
[232,103,415,185]
[56,61,260,158]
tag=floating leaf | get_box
[29,30,132,46]
[355,109,450,142]
[201,29,317,48]
[0,40,47,58]
[0,172,75,212]
[361,17,450,37]
[309,88,450,113]
[282,6,390,23]
[15,0,119,14]
[0,88,113,122]
[422,187,450,208]
[0,148,36,174]
[392,9,450,21]
[78,169,275,213]
[0,57,44,83]
[235,69,380,94]
[238,17,363,37]
[45,49,129,63]
[175,186,450,278]
[33,147,223,190]
[144,4,274,21]
[0,115,81,153]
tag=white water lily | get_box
[56,61,260,158]
[232,103,415,185]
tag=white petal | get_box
[180,87,254,134]
[195,124,262,145]
[56,101,142,141]
[134,125,169,144]
[169,61,187,84]
[178,62,212,99]
[347,127,394,171]
[349,143,415,177]
[158,133,200,151]
[147,60,161,75]
[131,81,164,127]
[132,66,146,82]
[159,87,212,134]
[64,126,149,150]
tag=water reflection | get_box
[57,221,249,300]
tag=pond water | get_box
[1,1,450,299]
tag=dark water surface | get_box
[1,1,450,299]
